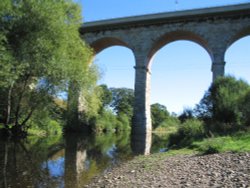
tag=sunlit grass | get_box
[163,148,197,156]
[192,131,250,154]
[152,131,250,157]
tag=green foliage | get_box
[0,0,92,136]
[89,86,134,133]
[98,84,112,109]
[193,131,250,154]
[78,65,102,123]
[93,110,117,133]
[168,119,205,148]
[178,108,194,123]
[151,103,169,129]
[194,138,222,154]
[195,76,250,133]
[93,110,131,133]
[110,87,134,119]
[241,90,250,127]
[154,116,180,134]
[116,113,131,132]
[27,101,63,136]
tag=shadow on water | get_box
[0,130,170,187]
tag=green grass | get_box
[163,148,197,156]
[192,131,250,154]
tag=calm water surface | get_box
[0,132,169,188]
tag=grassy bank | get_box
[162,131,250,156]
[192,131,250,154]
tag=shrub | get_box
[151,103,169,129]
[195,76,250,134]
[154,116,180,133]
[93,110,116,132]
[195,138,222,155]
[168,119,205,148]
[116,113,131,132]
[241,90,250,127]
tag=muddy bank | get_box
[85,152,250,188]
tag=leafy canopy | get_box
[151,103,169,129]
[0,0,92,132]
[195,76,250,132]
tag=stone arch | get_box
[226,26,250,51]
[89,37,131,54]
[225,28,250,81]
[147,30,213,68]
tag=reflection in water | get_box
[64,133,88,187]
[0,131,169,187]
[131,132,152,155]
[151,133,170,153]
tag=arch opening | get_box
[225,35,250,83]
[94,46,135,89]
[147,30,213,68]
[150,40,212,114]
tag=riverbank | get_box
[85,151,250,187]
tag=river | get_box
[0,132,169,187]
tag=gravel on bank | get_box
[85,152,250,188]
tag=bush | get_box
[151,103,169,129]
[195,76,250,134]
[194,138,222,155]
[116,113,131,132]
[154,116,180,133]
[178,108,194,123]
[93,110,116,132]
[93,110,131,133]
[168,119,205,148]
[204,121,245,135]
[241,90,250,127]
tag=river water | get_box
[0,132,169,188]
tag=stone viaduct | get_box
[80,3,250,136]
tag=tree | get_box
[151,103,169,129]
[98,84,112,110]
[110,88,134,120]
[178,108,194,123]
[195,76,250,132]
[241,90,250,127]
[0,0,92,136]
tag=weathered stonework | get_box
[80,3,250,135]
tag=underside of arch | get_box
[227,26,250,50]
[90,37,129,54]
[147,30,212,68]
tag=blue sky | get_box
[77,0,250,114]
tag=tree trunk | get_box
[20,108,34,127]
[3,142,8,188]
[15,76,29,126]
[5,82,14,127]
